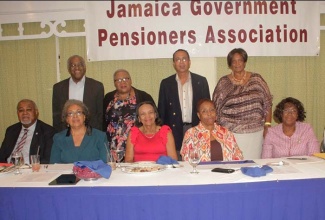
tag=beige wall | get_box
[1,19,325,145]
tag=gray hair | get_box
[17,99,38,110]
[67,55,86,69]
[61,99,90,125]
[113,69,131,80]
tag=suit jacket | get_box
[103,87,155,131]
[0,120,56,164]
[49,127,107,164]
[52,77,104,132]
[158,72,210,151]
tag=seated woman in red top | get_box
[125,101,177,162]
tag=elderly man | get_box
[158,49,210,159]
[0,99,56,164]
[52,55,104,132]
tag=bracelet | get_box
[264,122,271,126]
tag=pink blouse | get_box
[262,122,320,158]
[130,125,170,162]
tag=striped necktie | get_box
[14,128,29,153]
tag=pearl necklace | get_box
[143,133,156,139]
[231,71,246,85]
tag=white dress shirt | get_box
[69,75,85,101]
[176,74,193,123]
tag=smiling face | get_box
[68,56,86,83]
[65,104,86,129]
[17,101,39,128]
[173,50,191,74]
[138,104,156,127]
[114,70,132,95]
[230,53,246,74]
[281,103,298,126]
[197,101,217,127]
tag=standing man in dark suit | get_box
[52,55,104,132]
[158,49,210,159]
[0,99,56,164]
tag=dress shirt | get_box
[176,74,192,123]
[8,121,37,164]
[262,122,320,158]
[69,75,85,101]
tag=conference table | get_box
[0,156,325,220]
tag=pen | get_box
[286,157,307,160]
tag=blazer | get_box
[158,72,210,151]
[50,127,108,164]
[52,77,104,132]
[103,87,155,130]
[0,120,56,164]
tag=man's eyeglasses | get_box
[114,78,130,83]
[67,111,84,117]
[174,57,189,63]
[70,63,84,68]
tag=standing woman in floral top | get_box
[103,69,155,151]
[181,99,243,162]
[212,48,273,159]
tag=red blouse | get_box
[130,125,170,162]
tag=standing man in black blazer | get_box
[52,55,104,132]
[0,99,56,164]
[158,49,210,160]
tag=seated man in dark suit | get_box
[0,99,56,164]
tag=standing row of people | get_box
[0,48,320,164]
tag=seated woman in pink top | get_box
[125,101,177,162]
[262,97,319,158]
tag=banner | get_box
[85,1,320,61]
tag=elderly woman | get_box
[125,101,177,162]
[181,99,243,161]
[212,48,272,159]
[262,97,319,158]
[103,69,155,151]
[50,100,107,164]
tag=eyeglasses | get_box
[70,63,84,68]
[174,57,189,63]
[114,77,130,83]
[283,109,298,115]
[67,111,84,117]
[200,109,216,115]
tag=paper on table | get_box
[285,156,324,165]
[16,173,58,183]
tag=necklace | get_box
[143,133,156,139]
[231,71,246,84]
[116,92,130,101]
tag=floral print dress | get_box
[105,95,137,150]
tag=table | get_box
[1,157,325,220]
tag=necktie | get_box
[14,129,29,153]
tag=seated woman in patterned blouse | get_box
[262,97,319,158]
[125,101,177,162]
[181,98,243,162]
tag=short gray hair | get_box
[61,99,90,125]
[67,55,86,69]
[113,69,131,80]
[17,99,38,110]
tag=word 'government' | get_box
[106,0,297,18]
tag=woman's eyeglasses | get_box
[283,109,298,115]
[67,111,84,117]
[114,78,130,83]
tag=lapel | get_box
[62,79,69,101]
[8,124,22,154]
[30,121,41,155]
[83,77,90,106]
[171,75,181,111]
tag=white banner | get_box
[85,1,320,61]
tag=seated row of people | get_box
[0,96,320,164]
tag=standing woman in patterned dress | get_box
[103,69,155,153]
[212,48,273,159]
